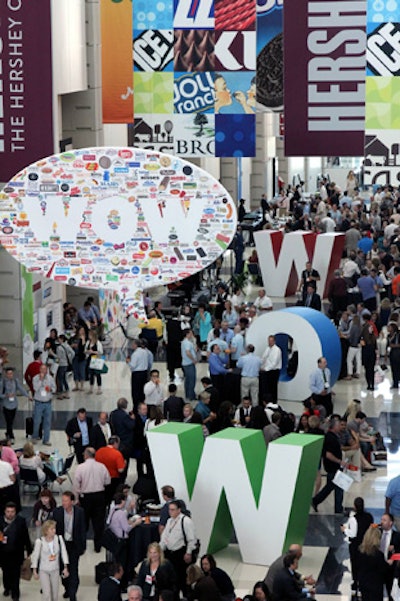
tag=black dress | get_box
[358,548,388,601]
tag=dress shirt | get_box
[195,401,211,421]
[129,347,150,372]
[386,475,400,515]
[0,446,19,474]
[237,353,262,377]
[261,345,282,371]
[143,381,164,406]
[0,378,29,409]
[181,338,196,366]
[160,513,196,553]
[0,460,14,488]
[32,374,56,402]
[78,420,89,446]
[254,295,273,314]
[230,333,244,361]
[108,507,133,539]
[207,337,228,352]
[380,529,392,559]
[219,327,234,344]
[74,457,111,495]
[64,509,73,541]
[208,352,228,375]
[309,367,331,395]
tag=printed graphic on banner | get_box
[215,0,256,31]
[174,30,215,71]
[256,0,283,110]
[130,116,175,153]
[366,22,400,76]
[173,114,215,156]
[134,73,174,114]
[134,0,174,29]
[365,76,400,129]
[284,0,367,156]
[101,0,133,123]
[363,131,400,186]
[215,114,256,157]
[174,72,215,113]
[0,147,236,317]
[214,72,256,114]
[215,31,256,71]
[0,0,54,181]
[173,0,214,29]
[133,30,174,71]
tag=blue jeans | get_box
[182,363,196,401]
[33,400,52,443]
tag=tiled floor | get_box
[10,350,398,600]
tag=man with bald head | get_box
[264,543,315,594]
[90,411,114,450]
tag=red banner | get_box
[284,0,367,157]
[0,0,54,181]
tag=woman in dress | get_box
[31,519,69,601]
[200,554,235,601]
[137,542,176,601]
[193,304,212,350]
[84,329,103,395]
[357,525,388,601]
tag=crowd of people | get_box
[3,177,400,600]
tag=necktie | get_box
[381,531,389,555]
[322,370,327,383]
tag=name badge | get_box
[49,554,56,561]
[324,382,329,389]
[41,389,47,397]
[8,397,14,402]
[145,575,153,585]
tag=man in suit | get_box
[110,398,135,464]
[132,403,149,478]
[304,283,322,311]
[0,502,32,601]
[53,491,86,601]
[234,397,253,427]
[380,512,400,600]
[200,377,220,413]
[272,551,313,600]
[264,544,315,594]
[90,411,114,450]
[65,408,93,464]
[98,562,123,601]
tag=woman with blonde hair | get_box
[358,525,388,601]
[31,519,69,601]
[186,564,222,601]
[137,541,176,600]
[19,442,65,485]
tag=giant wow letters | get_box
[254,230,345,298]
[147,425,323,565]
[246,307,341,401]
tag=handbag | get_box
[20,556,32,581]
[332,469,353,492]
[392,578,400,601]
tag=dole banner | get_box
[101,0,133,124]
[284,0,367,157]
[131,0,257,158]
[0,0,53,182]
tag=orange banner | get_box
[101,0,133,123]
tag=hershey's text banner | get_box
[284,0,367,157]
[0,0,54,181]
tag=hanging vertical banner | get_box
[101,0,133,124]
[256,0,283,112]
[363,0,400,186]
[284,0,367,157]
[0,0,54,182]
[131,0,256,158]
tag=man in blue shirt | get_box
[237,344,262,406]
[208,344,230,400]
[357,268,379,312]
[309,357,333,416]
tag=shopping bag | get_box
[89,357,105,371]
[333,469,353,491]
[20,557,32,581]
[391,578,400,601]
[347,463,362,483]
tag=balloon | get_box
[0,147,237,316]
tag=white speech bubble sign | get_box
[0,147,237,316]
